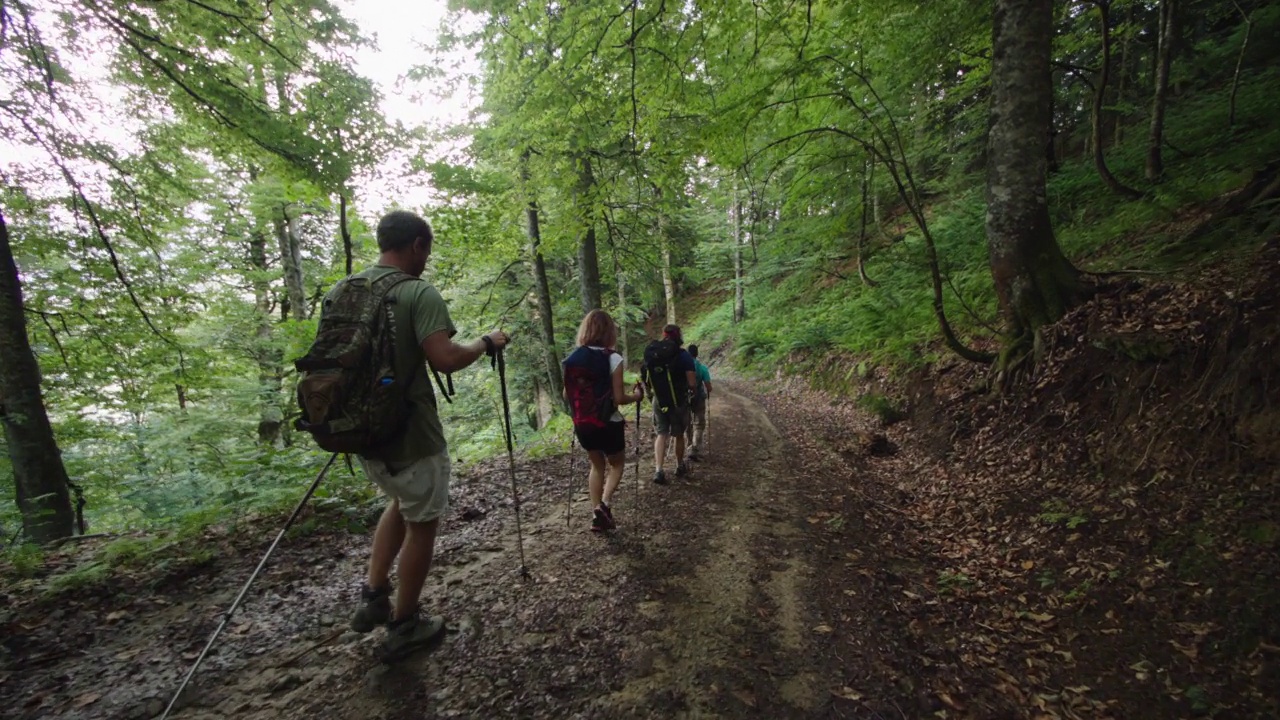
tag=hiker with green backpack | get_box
[686,344,713,461]
[562,309,645,532]
[294,210,509,662]
[641,324,697,484]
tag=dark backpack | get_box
[293,270,416,454]
[562,347,616,430]
[643,339,688,413]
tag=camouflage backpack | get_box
[293,270,416,454]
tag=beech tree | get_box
[986,0,1085,363]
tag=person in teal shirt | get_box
[686,344,713,460]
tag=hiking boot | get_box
[676,461,688,478]
[591,507,608,532]
[688,448,700,462]
[377,609,447,663]
[350,583,392,633]
[600,502,617,530]
[653,469,668,485]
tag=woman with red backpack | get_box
[562,310,644,531]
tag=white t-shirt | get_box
[588,346,625,422]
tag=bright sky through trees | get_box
[336,0,484,211]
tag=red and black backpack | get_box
[562,346,616,430]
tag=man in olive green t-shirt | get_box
[339,210,510,662]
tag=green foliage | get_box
[1037,499,1089,530]
[856,393,908,426]
[525,414,575,461]
[937,571,975,594]
[4,544,45,578]
[2,0,1276,558]
[46,561,111,595]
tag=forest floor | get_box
[4,243,1279,719]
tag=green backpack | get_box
[293,270,416,454]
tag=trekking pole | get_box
[634,395,641,500]
[493,349,530,577]
[160,452,338,720]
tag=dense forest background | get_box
[2,0,1277,549]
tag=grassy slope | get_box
[689,68,1280,376]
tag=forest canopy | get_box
[2,0,1277,542]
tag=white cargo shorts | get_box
[359,452,451,524]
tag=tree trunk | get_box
[1146,0,1177,181]
[576,157,603,315]
[339,193,354,275]
[616,260,629,361]
[660,213,677,325]
[248,228,283,445]
[0,210,76,542]
[732,186,746,324]
[1228,0,1251,129]
[1092,0,1143,198]
[858,160,879,287]
[987,0,1085,350]
[1114,0,1135,145]
[522,166,564,405]
[276,206,308,321]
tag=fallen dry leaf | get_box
[72,692,101,708]
[813,624,834,634]
[831,686,864,701]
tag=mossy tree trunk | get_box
[1146,0,1178,181]
[1091,0,1143,199]
[576,156,603,315]
[0,210,76,542]
[987,0,1085,356]
[522,158,564,405]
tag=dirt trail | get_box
[7,387,847,720]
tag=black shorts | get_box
[575,421,626,455]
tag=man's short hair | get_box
[376,210,433,253]
[688,344,699,358]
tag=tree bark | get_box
[660,214,676,325]
[0,210,76,542]
[1114,0,1135,145]
[987,0,1085,349]
[732,186,746,324]
[616,256,629,361]
[575,157,603,315]
[276,205,308,321]
[1146,0,1177,180]
[522,162,564,405]
[1092,0,1143,198]
[1228,0,1251,129]
[339,193,353,275]
[857,159,879,287]
[248,228,283,445]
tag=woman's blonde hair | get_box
[576,309,618,349]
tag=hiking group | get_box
[562,313,713,532]
[291,210,713,665]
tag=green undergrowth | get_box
[1,455,380,597]
[691,69,1280,378]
